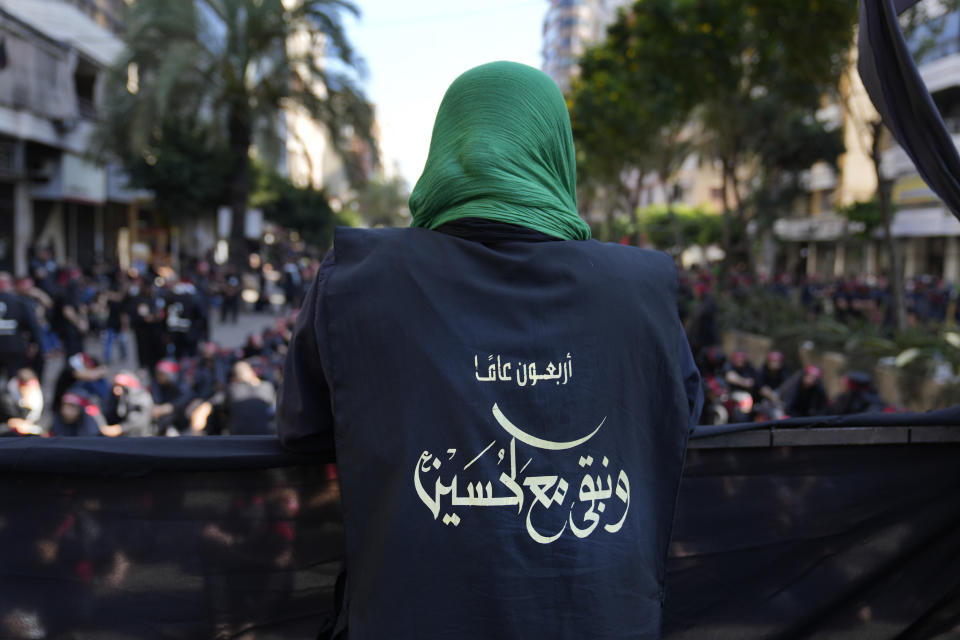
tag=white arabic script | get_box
[414,404,629,544]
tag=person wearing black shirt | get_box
[52,352,110,414]
[15,276,52,379]
[0,273,43,381]
[102,372,154,437]
[220,273,241,324]
[190,360,276,435]
[151,360,195,436]
[724,351,758,397]
[757,351,789,403]
[165,280,207,360]
[831,370,886,415]
[103,280,129,364]
[129,281,165,373]
[53,269,88,358]
[782,365,829,417]
[276,63,702,640]
[50,392,102,437]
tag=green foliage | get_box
[751,104,846,227]
[250,164,350,250]
[839,199,884,236]
[637,204,725,249]
[569,0,699,212]
[901,0,960,64]
[96,0,377,243]
[124,121,232,222]
[568,0,859,251]
[348,175,411,228]
[718,289,960,408]
[100,0,375,156]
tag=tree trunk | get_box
[726,162,756,277]
[872,121,907,331]
[228,103,252,269]
[627,169,643,246]
[664,181,683,251]
[720,159,733,281]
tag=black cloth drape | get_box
[858,0,960,219]
[3,430,960,638]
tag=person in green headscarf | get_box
[279,60,702,640]
[409,61,592,241]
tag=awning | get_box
[29,152,106,204]
[773,215,865,242]
[889,206,960,237]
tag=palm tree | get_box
[98,0,375,264]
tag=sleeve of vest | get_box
[277,252,335,453]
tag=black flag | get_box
[858,0,960,220]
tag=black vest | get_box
[325,227,700,639]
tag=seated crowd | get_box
[697,347,892,425]
[1,322,292,438]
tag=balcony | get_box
[919,52,960,95]
[882,126,960,179]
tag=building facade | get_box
[62,0,126,37]
[541,0,630,93]
[0,0,147,276]
[881,8,960,284]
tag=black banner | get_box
[2,430,960,638]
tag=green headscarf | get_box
[409,61,591,241]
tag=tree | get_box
[97,0,376,265]
[122,120,233,223]
[569,0,701,240]
[831,1,960,331]
[570,0,858,265]
[250,163,342,250]
[348,174,410,228]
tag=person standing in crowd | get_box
[0,273,43,383]
[102,277,130,365]
[164,279,207,360]
[15,276,53,378]
[277,62,701,639]
[54,268,88,357]
[687,281,719,355]
[192,261,214,342]
[282,261,303,310]
[220,271,241,324]
[129,280,165,374]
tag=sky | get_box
[344,0,546,187]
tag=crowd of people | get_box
[0,245,320,439]
[2,248,945,434]
[679,267,923,424]
[695,347,890,425]
[683,268,958,347]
